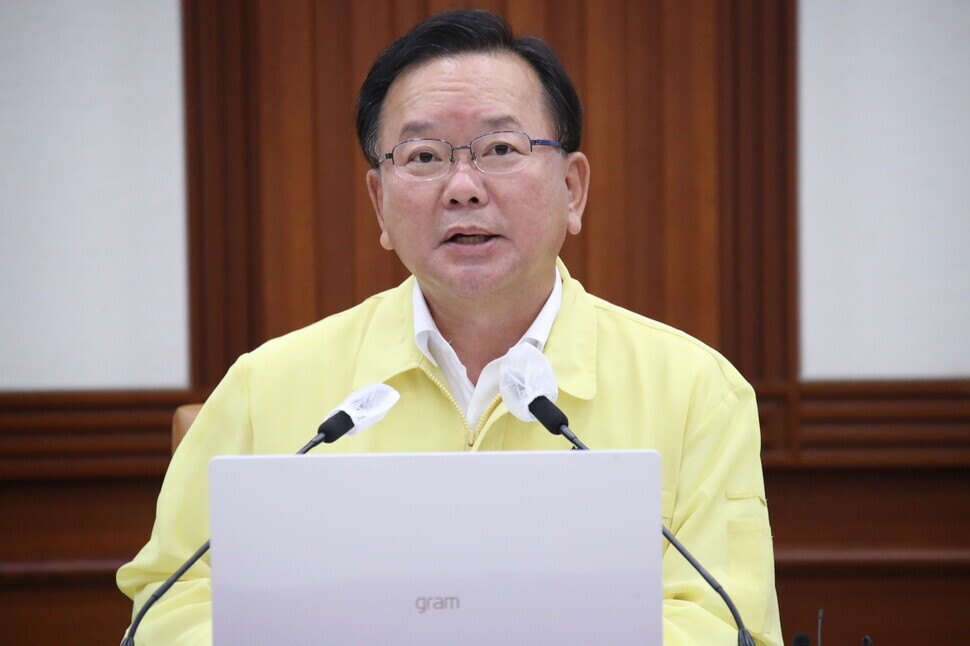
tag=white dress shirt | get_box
[412,270,562,429]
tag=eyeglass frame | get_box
[377,130,564,181]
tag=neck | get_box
[423,279,554,384]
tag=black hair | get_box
[355,9,583,168]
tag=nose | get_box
[442,148,487,207]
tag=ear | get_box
[366,168,394,250]
[563,152,590,235]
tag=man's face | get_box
[366,53,589,309]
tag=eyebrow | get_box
[396,115,525,142]
[481,114,522,131]
[398,120,435,141]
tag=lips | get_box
[442,225,498,245]
[449,233,494,245]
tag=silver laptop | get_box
[210,450,662,645]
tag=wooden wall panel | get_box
[314,0,366,316]
[768,468,970,643]
[2,1,969,644]
[0,477,164,644]
[798,381,970,466]
[621,1,664,320]
[0,392,184,480]
[183,0,263,384]
[255,0,321,340]
[583,1,634,313]
[777,571,970,644]
[243,0,749,349]
[659,0,723,348]
[2,577,134,646]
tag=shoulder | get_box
[234,280,413,383]
[583,291,749,393]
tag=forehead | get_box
[379,52,551,145]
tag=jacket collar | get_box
[545,260,598,401]
[351,275,425,390]
[351,260,598,401]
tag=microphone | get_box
[498,344,588,450]
[120,382,400,646]
[297,382,400,451]
[498,344,756,646]
[792,631,811,646]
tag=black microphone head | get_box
[792,632,811,646]
[319,409,354,443]
[527,395,568,436]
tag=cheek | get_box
[382,185,422,224]
[508,183,569,231]
[381,189,437,245]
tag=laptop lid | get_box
[210,449,662,645]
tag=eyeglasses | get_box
[378,131,563,181]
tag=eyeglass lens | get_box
[391,131,534,179]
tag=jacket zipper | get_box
[473,395,503,447]
[420,366,476,446]
[420,367,505,448]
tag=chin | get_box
[435,268,513,299]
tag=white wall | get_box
[0,1,189,390]
[798,0,970,380]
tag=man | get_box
[119,9,782,645]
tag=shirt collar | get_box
[351,260,597,402]
[412,269,563,367]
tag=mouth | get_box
[448,233,495,245]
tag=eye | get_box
[482,139,524,157]
[406,148,443,165]
[392,140,449,168]
[475,132,532,159]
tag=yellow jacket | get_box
[118,264,782,645]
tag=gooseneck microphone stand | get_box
[525,393,756,646]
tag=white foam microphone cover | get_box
[498,343,559,422]
[328,382,400,436]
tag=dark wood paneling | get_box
[768,468,970,645]
[313,0,365,316]
[0,478,160,561]
[183,0,263,383]
[718,0,796,383]
[254,0,322,340]
[799,382,970,466]
[766,469,970,551]
[0,478,163,645]
[658,0,723,348]
[0,391,191,480]
[1,575,132,646]
[777,571,970,645]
